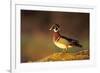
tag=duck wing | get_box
[61,36,82,47]
[61,36,79,43]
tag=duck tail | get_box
[74,43,82,48]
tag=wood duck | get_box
[49,24,82,52]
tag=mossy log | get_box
[38,50,89,62]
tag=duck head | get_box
[49,24,60,32]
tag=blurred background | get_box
[21,10,89,63]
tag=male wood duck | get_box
[49,24,82,52]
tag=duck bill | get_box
[49,24,54,30]
[49,26,53,30]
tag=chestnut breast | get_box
[53,32,70,49]
[53,32,60,41]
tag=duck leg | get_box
[62,47,68,53]
[65,47,68,53]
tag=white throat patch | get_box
[53,29,58,32]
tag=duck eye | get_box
[56,28,58,30]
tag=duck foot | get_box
[62,49,67,53]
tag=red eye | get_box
[56,28,58,30]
